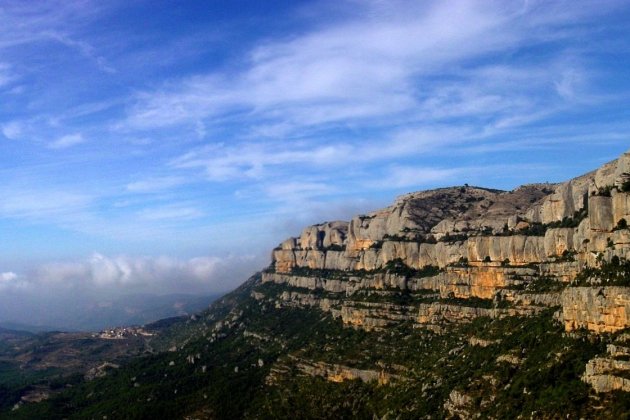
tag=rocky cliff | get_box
[10,151,630,419]
[242,150,630,403]
[265,150,630,339]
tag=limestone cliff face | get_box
[583,343,630,393]
[562,287,630,333]
[267,150,630,334]
[273,151,630,274]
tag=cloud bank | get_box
[0,252,264,329]
[0,0,630,328]
[1,253,261,295]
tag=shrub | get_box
[572,258,630,286]
[325,244,346,252]
[593,186,613,197]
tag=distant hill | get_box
[5,150,630,418]
[0,322,60,334]
[0,293,220,332]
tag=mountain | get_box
[0,293,221,332]
[0,322,61,334]
[4,150,630,418]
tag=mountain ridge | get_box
[4,149,630,418]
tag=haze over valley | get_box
[2,1,630,418]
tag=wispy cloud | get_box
[126,176,188,193]
[376,166,462,189]
[0,272,19,290]
[121,0,615,139]
[0,0,629,309]
[1,121,23,140]
[171,141,354,181]
[48,133,85,149]
[29,253,260,294]
[136,204,204,221]
[43,30,116,74]
[0,63,15,87]
[262,181,336,201]
[0,187,93,220]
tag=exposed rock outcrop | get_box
[583,344,630,393]
[267,150,630,334]
[562,287,630,333]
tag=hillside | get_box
[5,150,630,419]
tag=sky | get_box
[1,0,630,323]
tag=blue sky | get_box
[1,0,630,303]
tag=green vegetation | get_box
[323,244,346,252]
[381,258,441,278]
[288,260,442,280]
[507,208,589,237]
[3,269,630,419]
[555,249,577,262]
[572,258,630,287]
[547,208,589,229]
[449,256,470,268]
[252,309,613,419]
[382,233,437,244]
[593,185,614,197]
[519,222,548,236]
[439,232,468,243]
[525,276,566,293]
[289,266,369,279]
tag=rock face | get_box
[583,343,630,393]
[274,188,629,277]
[267,150,630,335]
[443,389,473,418]
[562,287,630,333]
[292,358,400,385]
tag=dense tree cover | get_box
[573,258,630,287]
[2,275,630,419]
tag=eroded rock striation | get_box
[265,150,630,335]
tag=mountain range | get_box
[0,293,220,332]
[3,150,630,418]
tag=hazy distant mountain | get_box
[0,293,220,332]
[5,151,630,418]
[0,321,61,333]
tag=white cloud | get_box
[168,124,472,187]
[0,187,92,219]
[0,63,15,87]
[263,181,335,200]
[1,121,23,140]
[0,272,27,291]
[120,0,614,139]
[171,141,356,182]
[376,166,462,189]
[31,253,260,294]
[42,31,116,74]
[126,176,187,193]
[554,68,583,100]
[49,133,85,149]
[0,187,92,220]
[0,272,18,282]
[136,204,204,221]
